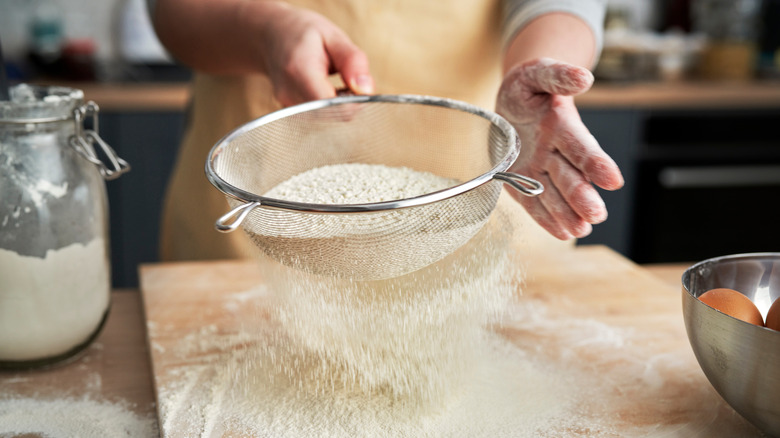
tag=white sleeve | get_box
[502,0,608,63]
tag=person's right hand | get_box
[257,3,374,107]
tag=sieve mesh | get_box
[206,95,541,280]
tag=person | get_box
[150,0,624,261]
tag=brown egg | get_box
[698,288,764,327]
[766,298,780,332]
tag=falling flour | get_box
[156,210,582,436]
[0,239,109,361]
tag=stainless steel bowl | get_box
[682,253,780,437]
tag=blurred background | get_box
[0,0,188,82]
[1,0,779,287]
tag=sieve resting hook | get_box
[215,201,261,232]
[493,172,544,196]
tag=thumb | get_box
[519,57,594,96]
[325,35,374,95]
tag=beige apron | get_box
[160,0,570,262]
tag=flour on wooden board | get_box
[152,163,760,437]
[0,397,157,438]
[1,340,157,438]
[157,290,755,437]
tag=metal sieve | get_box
[206,94,542,280]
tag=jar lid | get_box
[0,84,84,124]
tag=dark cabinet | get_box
[579,106,780,264]
[100,111,185,288]
[577,109,641,257]
[630,108,780,263]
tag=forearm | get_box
[503,12,597,73]
[152,0,284,75]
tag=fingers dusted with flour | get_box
[497,58,623,240]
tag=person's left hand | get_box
[496,57,624,240]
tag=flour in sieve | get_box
[0,239,109,361]
[263,163,459,204]
[253,163,489,279]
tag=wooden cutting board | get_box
[140,245,764,437]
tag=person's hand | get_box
[496,58,624,240]
[258,4,374,107]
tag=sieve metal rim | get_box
[205,94,539,215]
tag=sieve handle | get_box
[493,172,544,196]
[215,201,261,232]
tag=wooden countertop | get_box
[0,255,752,437]
[76,82,191,111]
[580,80,780,109]
[42,80,780,112]
[138,247,764,437]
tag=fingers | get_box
[510,173,590,240]
[277,32,341,106]
[545,150,607,224]
[513,154,604,239]
[518,57,594,97]
[534,106,622,235]
[325,36,374,95]
[499,58,624,240]
[268,10,373,107]
[508,100,621,238]
[550,104,624,192]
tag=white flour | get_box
[263,163,459,204]
[0,397,156,437]
[27,180,69,208]
[250,163,489,280]
[0,239,109,361]
[257,209,518,405]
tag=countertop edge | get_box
[27,80,780,111]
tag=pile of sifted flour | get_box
[0,396,157,437]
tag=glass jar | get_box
[0,84,129,369]
[692,0,763,80]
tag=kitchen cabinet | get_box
[578,103,780,264]
[99,110,185,288]
[627,107,780,263]
[576,109,641,256]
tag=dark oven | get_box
[630,108,780,264]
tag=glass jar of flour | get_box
[0,84,129,368]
